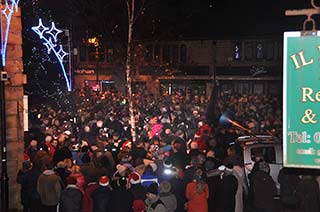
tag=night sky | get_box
[42,0,315,38]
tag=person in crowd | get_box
[16,160,33,212]
[215,165,238,212]
[250,161,277,212]
[91,176,112,212]
[26,87,284,212]
[145,182,166,212]
[159,181,177,212]
[110,176,133,212]
[278,167,300,211]
[59,176,83,212]
[185,169,209,212]
[204,158,220,212]
[37,163,63,212]
[82,176,99,212]
[296,175,320,212]
[129,171,147,212]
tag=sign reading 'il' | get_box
[284,31,320,169]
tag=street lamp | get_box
[88,37,100,90]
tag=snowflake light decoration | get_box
[1,0,20,66]
[32,18,71,91]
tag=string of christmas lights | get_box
[31,18,71,91]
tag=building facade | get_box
[73,36,282,98]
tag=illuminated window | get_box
[256,43,264,59]
[234,42,241,60]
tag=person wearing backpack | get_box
[145,183,166,212]
[278,167,300,211]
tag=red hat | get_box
[99,176,109,187]
[121,140,132,150]
[128,172,141,184]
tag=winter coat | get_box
[205,171,220,212]
[145,196,166,212]
[251,170,277,212]
[91,186,112,212]
[186,181,209,212]
[60,185,83,212]
[277,168,300,207]
[129,183,147,201]
[109,187,134,212]
[37,169,63,206]
[82,182,99,212]
[170,177,187,212]
[216,173,238,212]
[159,192,177,212]
[233,166,246,212]
[296,176,320,212]
[16,168,29,206]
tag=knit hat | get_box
[129,172,141,184]
[159,181,171,193]
[99,176,109,186]
[66,176,77,185]
[147,182,159,195]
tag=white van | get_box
[237,135,283,194]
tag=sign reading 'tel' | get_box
[284,31,320,169]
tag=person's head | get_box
[99,176,109,187]
[206,149,215,158]
[259,161,270,174]
[159,181,171,194]
[146,182,158,200]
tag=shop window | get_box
[253,83,264,94]
[256,43,264,59]
[234,42,241,60]
[145,44,153,62]
[106,48,114,63]
[88,45,96,61]
[180,44,187,64]
[172,45,178,64]
[162,45,170,63]
[79,46,87,61]
[265,41,274,60]
[154,44,161,62]
[245,42,254,60]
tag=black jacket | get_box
[60,185,83,212]
[110,187,134,212]
[91,186,112,212]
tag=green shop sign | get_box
[284,31,320,168]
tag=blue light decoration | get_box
[32,18,71,91]
[1,0,20,66]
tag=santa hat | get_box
[99,176,109,187]
[129,172,141,184]
[121,140,132,150]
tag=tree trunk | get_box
[126,0,136,142]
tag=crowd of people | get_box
[16,85,320,212]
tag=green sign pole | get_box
[284,31,320,168]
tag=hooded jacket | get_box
[37,169,63,206]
